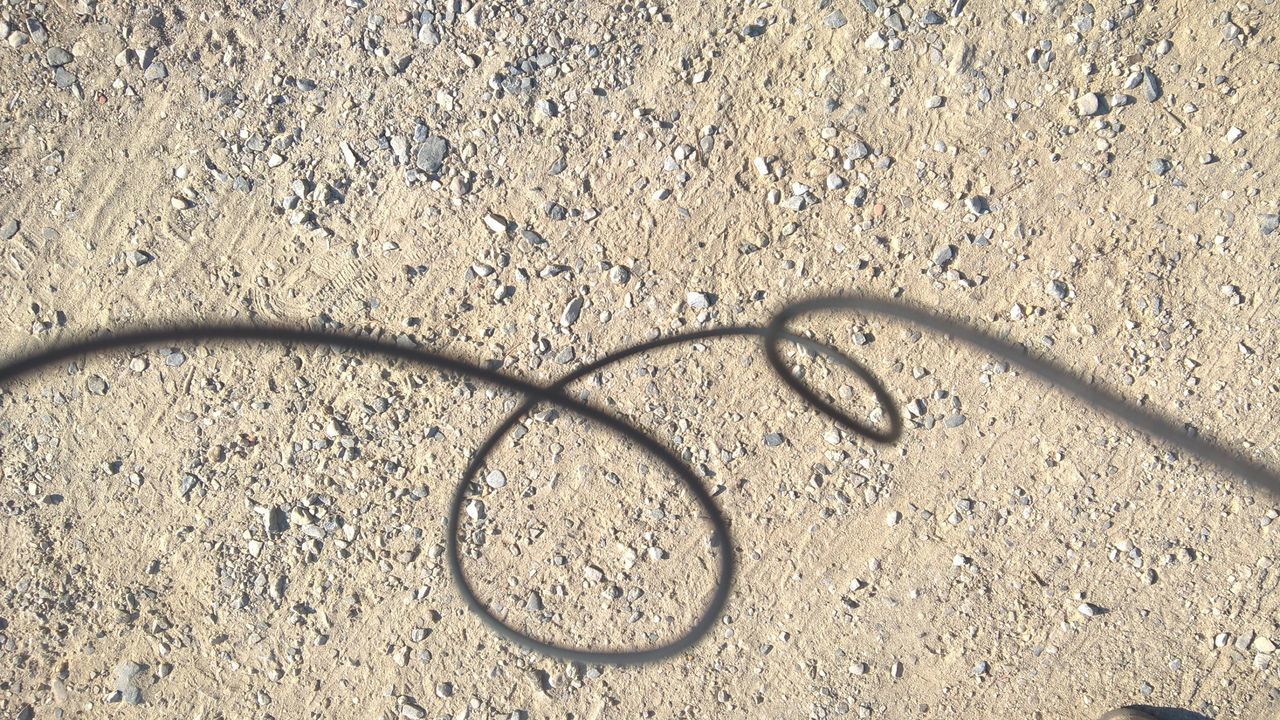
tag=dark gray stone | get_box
[414,136,448,174]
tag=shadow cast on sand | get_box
[1131,706,1212,720]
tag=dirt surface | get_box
[3,0,1280,718]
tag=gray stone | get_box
[780,195,807,211]
[824,11,847,29]
[27,18,48,44]
[1261,214,1279,237]
[932,244,955,266]
[178,473,200,497]
[415,136,448,174]
[122,686,144,705]
[144,60,168,81]
[0,219,18,240]
[53,67,76,89]
[1149,158,1171,176]
[114,661,146,692]
[1141,68,1162,102]
[265,507,287,535]
[686,291,715,309]
[560,297,583,326]
[846,141,871,160]
[763,432,785,447]
[46,47,73,66]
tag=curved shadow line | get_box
[0,325,735,665]
[452,325,893,665]
[769,296,1280,494]
[0,294,1274,667]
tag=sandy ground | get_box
[3,0,1280,718]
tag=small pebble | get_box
[686,291,715,309]
[144,60,168,81]
[415,136,449,174]
[482,212,509,233]
[1075,92,1105,116]
[1141,69,1162,102]
[1045,280,1069,300]
[1260,214,1279,237]
[46,47,73,66]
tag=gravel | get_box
[0,2,1274,717]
